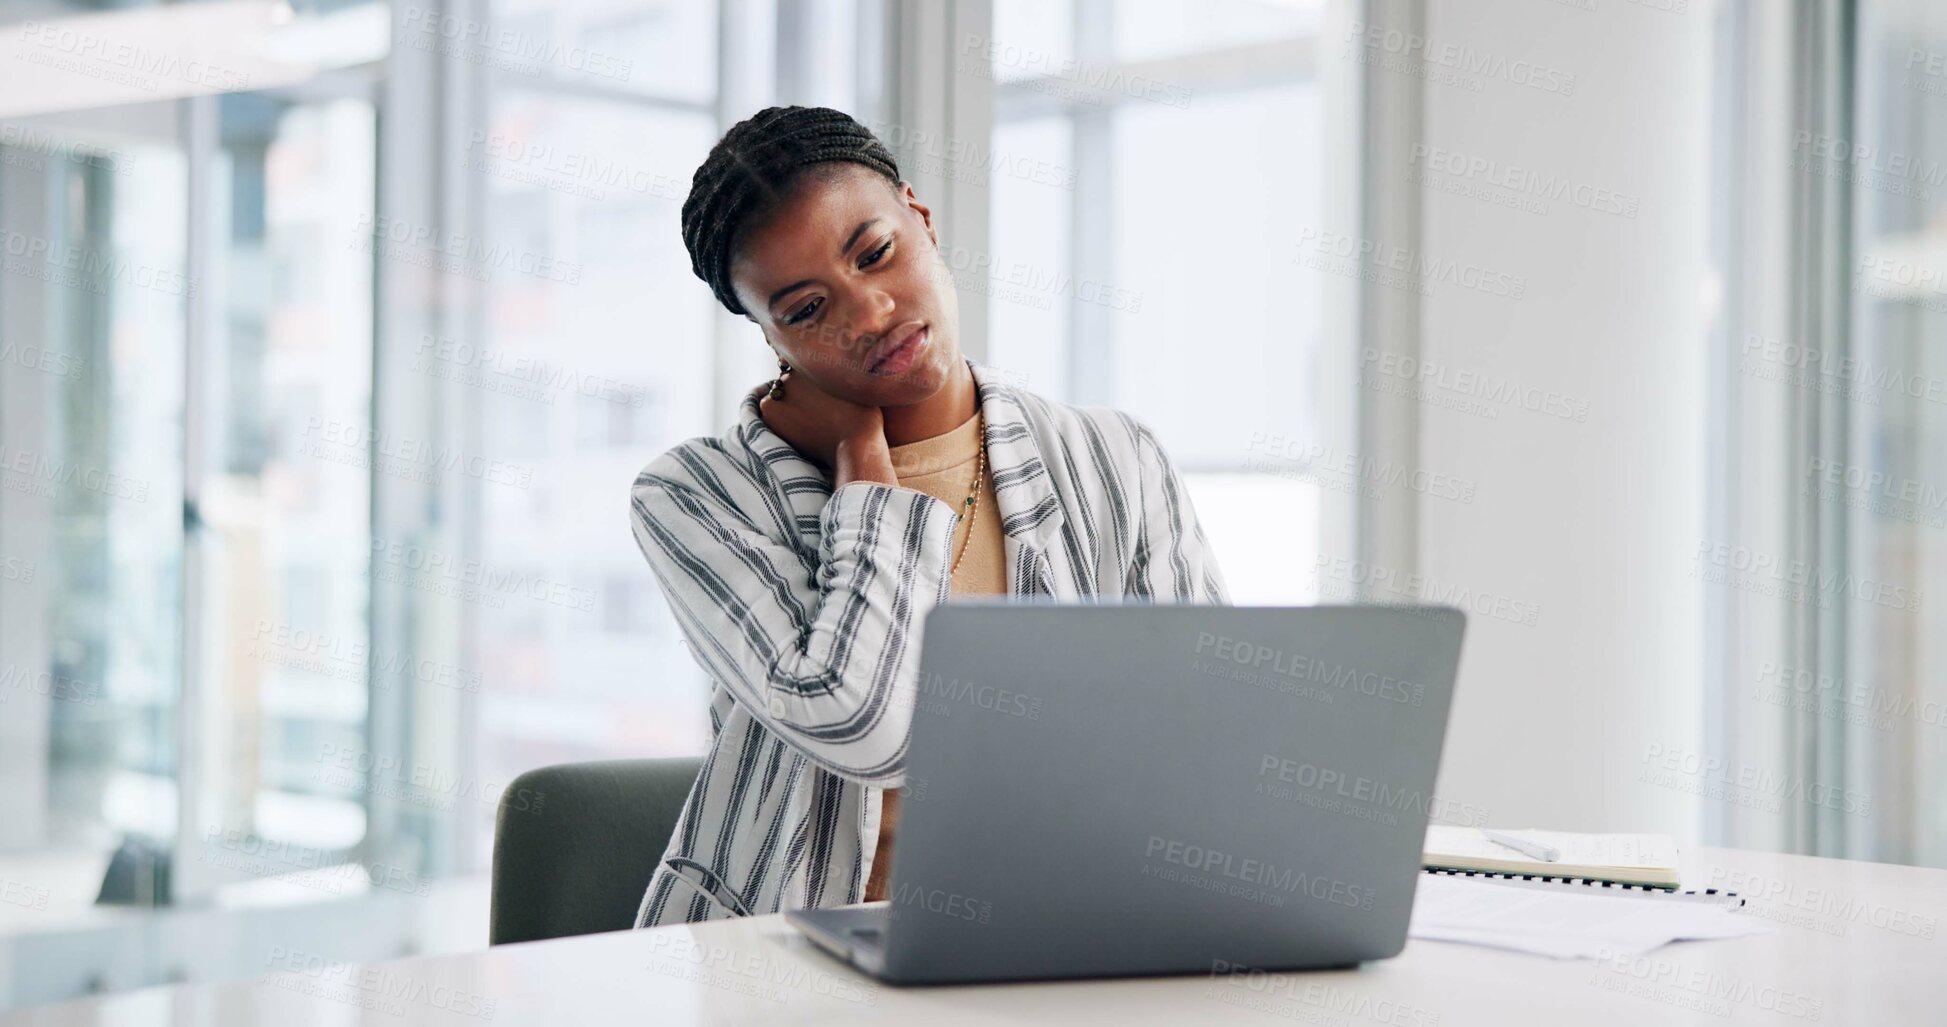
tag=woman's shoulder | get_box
[978,367,1148,442]
[631,430,749,504]
[985,374,1158,464]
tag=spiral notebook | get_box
[1421,826,1743,907]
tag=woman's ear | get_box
[900,180,938,248]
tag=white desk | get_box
[5,846,1941,1025]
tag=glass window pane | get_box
[485,0,718,101]
[981,115,1073,394]
[1108,83,1322,465]
[1839,0,1947,865]
[0,118,188,914]
[186,94,377,885]
[990,0,1075,83]
[1113,0,1323,63]
[986,0,1329,604]
[468,88,718,865]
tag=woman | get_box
[630,106,1228,928]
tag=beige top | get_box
[863,405,1006,901]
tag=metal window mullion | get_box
[883,0,991,361]
[481,67,715,113]
[1062,0,1113,405]
[1702,0,1751,851]
[1782,0,1858,861]
[992,36,1317,120]
[1353,0,1425,592]
[173,91,221,905]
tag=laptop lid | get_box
[876,602,1466,984]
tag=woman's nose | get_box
[847,287,899,343]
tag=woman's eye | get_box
[861,240,892,267]
[786,297,821,325]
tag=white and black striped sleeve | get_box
[1123,416,1231,604]
[630,472,957,785]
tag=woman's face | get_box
[728,165,963,408]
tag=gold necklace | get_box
[949,411,987,575]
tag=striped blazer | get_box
[627,359,1229,928]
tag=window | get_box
[982,0,1338,604]
[459,0,879,867]
[1709,0,1947,867]
[0,114,188,884]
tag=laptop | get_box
[786,601,1467,985]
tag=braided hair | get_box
[681,106,903,316]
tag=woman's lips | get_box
[869,326,929,376]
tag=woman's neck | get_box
[881,359,978,446]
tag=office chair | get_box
[489,757,702,945]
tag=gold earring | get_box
[768,358,790,400]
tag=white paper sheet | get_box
[1408,874,1772,959]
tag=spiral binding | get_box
[1421,866,1745,907]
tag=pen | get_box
[1482,828,1561,863]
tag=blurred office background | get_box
[0,0,1942,1011]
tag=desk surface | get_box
[6,845,1942,1026]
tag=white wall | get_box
[1414,0,1710,835]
